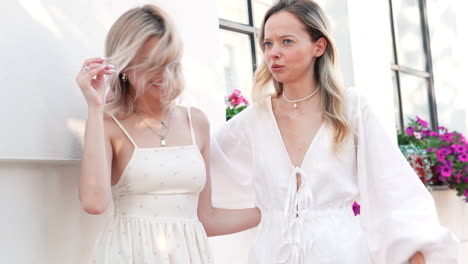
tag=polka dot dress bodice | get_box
[90,110,213,264]
[112,146,206,220]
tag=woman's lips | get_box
[271,64,285,72]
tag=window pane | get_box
[392,70,402,131]
[399,73,431,126]
[216,0,249,24]
[219,29,254,99]
[253,0,275,27]
[392,0,427,71]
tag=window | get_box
[216,0,275,99]
[389,0,438,130]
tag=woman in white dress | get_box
[210,0,459,263]
[76,5,260,263]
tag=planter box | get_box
[431,188,468,242]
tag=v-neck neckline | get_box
[268,96,324,170]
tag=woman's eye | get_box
[263,41,272,47]
[283,39,293,44]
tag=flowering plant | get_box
[226,89,249,121]
[398,116,468,201]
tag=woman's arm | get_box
[76,57,115,214]
[192,108,261,236]
[78,107,113,214]
[349,88,458,263]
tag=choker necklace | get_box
[281,87,320,109]
[135,109,173,147]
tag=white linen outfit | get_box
[211,88,459,264]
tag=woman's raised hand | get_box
[76,57,116,108]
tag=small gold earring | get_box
[121,73,128,82]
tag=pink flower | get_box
[227,89,249,107]
[228,90,240,99]
[464,189,468,199]
[436,150,446,162]
[352,201,360,216]
[440,166,453,179]
[453,144,467,154]
[406,126,415,136]
[458,153,468,162]
[416,116,429,128]
[429,131,439,137]
[230,97,241,106]
[440,147,452,156]
[440,133,454,142]
[414,132,422,139]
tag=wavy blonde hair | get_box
[104,4,184,116]
[254,0,351,151]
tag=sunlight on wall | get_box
[18,0,62,39]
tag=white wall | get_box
[317,0,396,137]
[0,162,111,263]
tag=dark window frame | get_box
[389,0,438,130]
[218,0,259,73]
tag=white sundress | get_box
[90,108,213,264]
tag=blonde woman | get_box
[76,5,260,263]
[211,0,459,263]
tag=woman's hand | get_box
[76,57,116,107]
[409,251,425,264]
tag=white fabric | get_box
[211,88,459,264]
[90,111,213,264]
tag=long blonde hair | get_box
[105,4,184,116]
[254,0,351,151]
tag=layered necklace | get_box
[281,87,320,109]
[136,108,173,147]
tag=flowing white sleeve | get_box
[353,92,460,263]
[210,108,256,209]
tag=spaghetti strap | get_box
[107,112,138,147]
[186,107,196,145]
